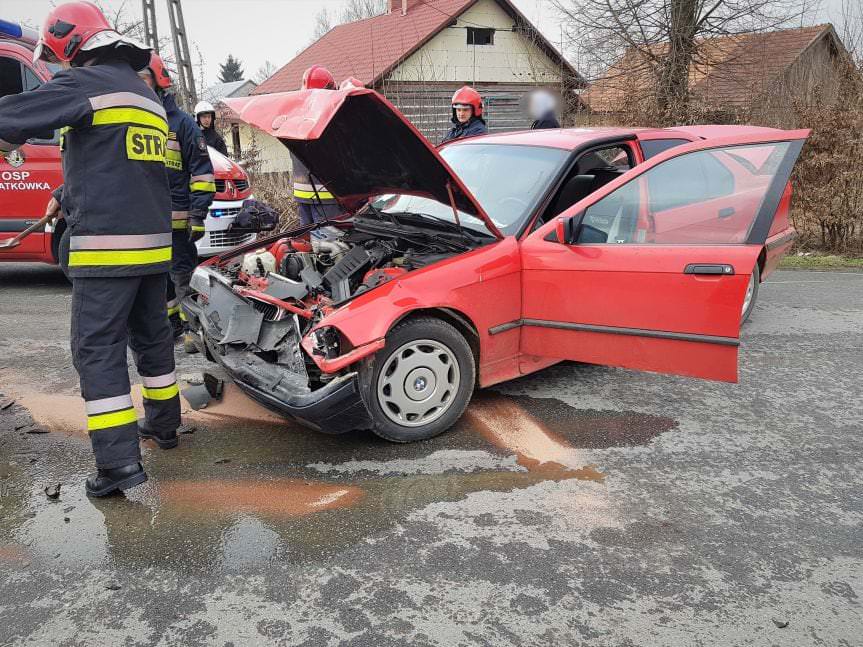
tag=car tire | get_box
[741,263,760,326]
[360,317,475,443]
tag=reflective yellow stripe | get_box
[165,149,183,171]
[172,220,188,230]
[141,383,179,401]
[190,181,216,192]
[293,189,334,200]
[179,310,188,322]
[92,107,168,135]
[190,225,205,232]
[87,407,137,431]
[69,246,171,267]
[167,305,180,316]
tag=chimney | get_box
[389,0,421,14]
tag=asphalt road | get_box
[0,263,861,647]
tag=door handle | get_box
[718,207,735,219]
[684,264,735,275]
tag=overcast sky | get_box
[2,0,850,90]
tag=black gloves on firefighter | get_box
[189,209,207,243]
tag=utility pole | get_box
[140,0,197,111]
[167,0,197,111]
[141,0,159,54]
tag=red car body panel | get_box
[0,35,250,264]
[222,83,808,390]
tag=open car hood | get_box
[223,88,502,239]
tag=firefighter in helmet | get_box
[0,1,180,496]
[292,65,341,225]
[194,100,228,157]
[139,53,215,354]
[441,86,487,144]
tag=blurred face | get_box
[199,113,213,128]
[454,105,472,124]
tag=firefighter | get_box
[140,54,215,354]
[292,65,341,226]
[441,86,487,144]
[0,1,180,496]
[194,100,228,157]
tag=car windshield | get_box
[366,144,568,237]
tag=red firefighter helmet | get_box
[451,85,483,118]
[145,52,172,89]
[339,77,364,90]
[33,1,150,69]
[301,65,336,90]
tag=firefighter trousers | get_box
[167,231,198,330]
[297,202,341,226]
[71,273,180,469]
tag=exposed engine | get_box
[211,219,469,330]
[188,216,487,390]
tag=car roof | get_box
[445,124,783,150]
[449,127,649,150]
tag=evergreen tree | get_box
[218,54,244,83]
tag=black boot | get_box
[138,419,179,449]
[170,314,183,340]
[85,462,148,497]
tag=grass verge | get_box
[779,254,863,270]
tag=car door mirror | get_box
[550,211,585,244]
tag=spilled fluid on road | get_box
[0,375,678,571]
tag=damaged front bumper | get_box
[180,283,373,434]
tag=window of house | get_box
[467,27,494,46]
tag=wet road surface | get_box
[1,263,861,645]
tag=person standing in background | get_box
[528,88,561,130]
[194,100,228,157]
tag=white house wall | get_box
[388,0,563,84]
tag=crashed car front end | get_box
[182,86,501,434]
[181,217,484,432]
[181,259,372,433]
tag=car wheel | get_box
[741,263,760,326]
[360,317,475,443]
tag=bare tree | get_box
[253,60,278,84]
[313,6,334,41]
[312,0,387,42]
[554,0,817,122]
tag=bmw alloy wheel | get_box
[376,339,460,427]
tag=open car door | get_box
[519,130,809,382]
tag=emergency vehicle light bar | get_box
[0,19,38,45]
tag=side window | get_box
[646,148,734,212]
[543,144,635,225]
[0,55,24,98]
[576,142,791,245]
[23,65,42,91]
[640,138,690,160]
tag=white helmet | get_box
[194,100,215,116]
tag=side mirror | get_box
[551,211,584,244]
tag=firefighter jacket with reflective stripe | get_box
[0,59,171,278]
[290,152,337,205]
[162,92,215,231]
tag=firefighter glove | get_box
[189,209,207,243]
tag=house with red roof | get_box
[584,24,850,123]
[227,0,581,171]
